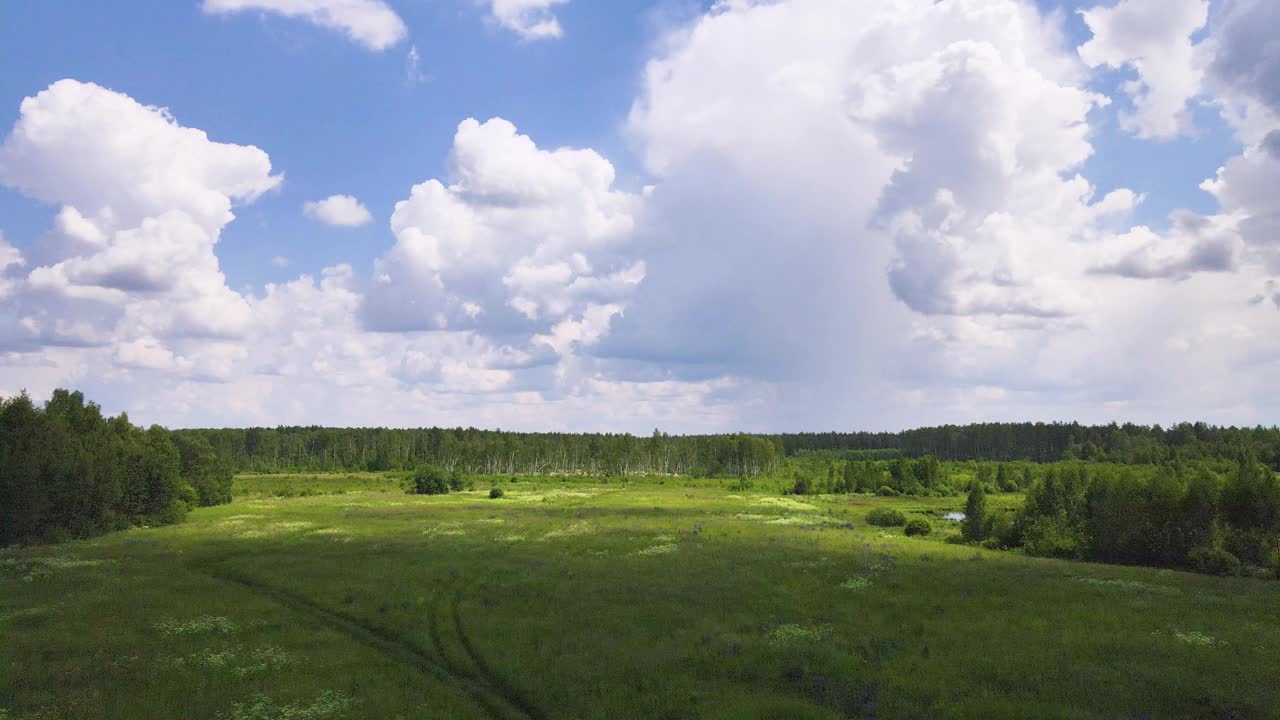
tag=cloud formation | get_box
[1078,0,1209,139]
[304,194,373,227]
[202,0,407,50]
[487,0,569,40]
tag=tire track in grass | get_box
[426,579,549,720]
[192,558,539,720]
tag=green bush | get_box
[876,486,899,497]
[905,482,925,497]
[1187,547,1242,576]
[866,508,907,527]
[489,487,505,499]
[904,518,932,536]
[1022,516,1083,559]
[408,465,449,495]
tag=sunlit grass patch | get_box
[766,623,833,645]
[166,645,294,677]
[753,497,818,512]
[423,522,467,537]
[840,576,872,591]
[0,556,113,582]
[221,690,354,720]
[0,606,51,623]
[1152,629,1227,647]
[1073,577,1179,595]
[236,521,317,538]
[540,520,594,540]
[633,543,678,556]
[155,615,239,637]
[497,533,527,542]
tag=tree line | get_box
[962,457,1280,575]
[780,422,1280,466]
[0,390,233,547]
[181,422,1280,476]
[183,427,783,477]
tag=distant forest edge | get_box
[182,421,1280,475]
[1,390,232,547]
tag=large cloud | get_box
[364,117,642,341]
[1077,0,1209,140]
[202,0,408,51]
[0,80,279,349]
[599,0,1280,427]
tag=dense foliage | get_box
[188,427,783,477]
[0,390,233,546]
[994,459,1280,574]
[182,421,1280,478]
[780,422,1280,466]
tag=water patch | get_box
[942,512,965,521]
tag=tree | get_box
[963,482,987,541]
[410,465,450,495]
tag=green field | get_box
[3,475,1278,719]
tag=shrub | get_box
[489,487,505,499]
[905,482,925,497]
[408,465,449,495]
[876,486,899,497]
[1187,547,1242,576]
[448,470,465,493]
[1022,516,1083,559]
[866,508,907,527]
[904,518,932,536]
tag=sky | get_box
[0,0,1278,433]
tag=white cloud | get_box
[602,0,1280,427]
[364,117,641,336]
[202,0,407,51]
[486,0,569,40]
[0,80,276,350]
[1078,0,1209,140]
[303,194,373,227]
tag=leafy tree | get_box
[410,465,450,495]
[962,482,987,542]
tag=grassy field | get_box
[2,475,1278,719]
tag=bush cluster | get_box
[866,508,907,527]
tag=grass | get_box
[1,474,1278,719]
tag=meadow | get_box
[3,474,1278,719]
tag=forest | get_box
[0,390,233,546]
[183,419,1280,475]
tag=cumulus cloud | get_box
[202,0,407,51]
[1205,0,1280,121]
[601,0,1280,427]
[0,80,278,350]
[1078,0,1209,140]
[303,194,373,227]
[363,117,642,338]
[486,0,569,40]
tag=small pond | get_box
[942,511,966,521]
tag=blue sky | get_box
[1,0,1277,431]
[1,1,682,290]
